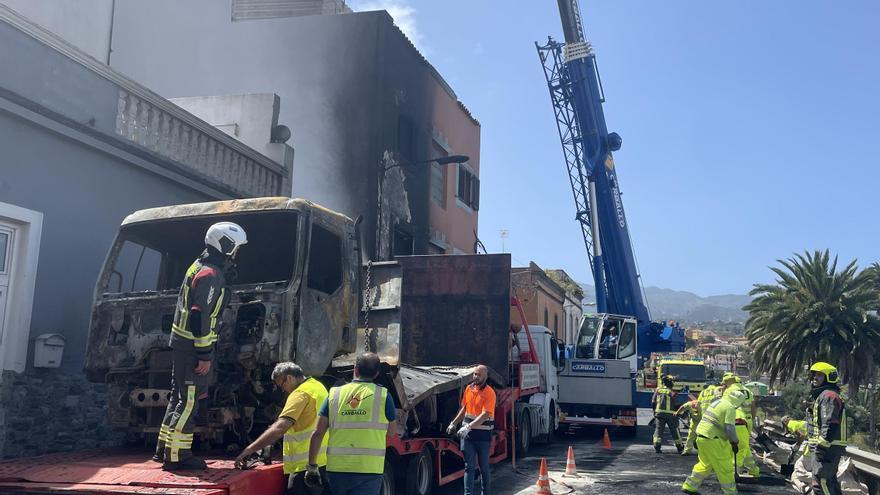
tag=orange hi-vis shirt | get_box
[462,383,496,438]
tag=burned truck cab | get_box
[85,197,358,445]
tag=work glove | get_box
[304,464,323,489]
[446,423,458,436]
[457,424,472,440]
[731,442,739,455]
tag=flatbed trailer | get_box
[0,253,557,495]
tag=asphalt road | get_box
[437,427,797,494]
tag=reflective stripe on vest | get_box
[171,260,221,347]
[810,391,848,448]
[464,414,495,431]
[654,387,675,414]
[282,378,329,474]
[695,397,731,439]
[327,382,389,474]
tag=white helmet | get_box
[205,222,248,256]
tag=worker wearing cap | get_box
[448,364,497,495]
[806,362,847,495]
[682,388,749,495]
[234,362,329,494]
[653,375,684,454]
[156,222,247,471]
[722,375,760,478]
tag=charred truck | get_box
[84,197,561,494]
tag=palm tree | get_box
[744,250,880,389]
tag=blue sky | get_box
[350,1,880,296]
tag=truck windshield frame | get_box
[100,211,300,294]
[660,363,707,382]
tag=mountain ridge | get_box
[578,284,751,323]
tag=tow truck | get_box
[0,197,561,495]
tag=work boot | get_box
[681,489,701,495]
[151,452,164,463]
[680,448,693,456]
[654,444,661,453]
[162,457,207,471]
[676,444,684,454]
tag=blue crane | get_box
[537,0,684,367]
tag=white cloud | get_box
[348,0,425,53]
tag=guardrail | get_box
[847,446,880,494]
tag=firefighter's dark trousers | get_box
[810,446,844,495]
[654,412,683,448]
[157,350,207,463]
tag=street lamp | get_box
[376,153,470,260]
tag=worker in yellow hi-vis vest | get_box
[682,388,749,495]
[234,362,329,494]
[306,353,398,494]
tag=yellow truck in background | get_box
[641,353,708,396]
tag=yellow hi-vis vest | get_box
[654,386,675,414]
[283,377,329,474]
[327,382,389,474]
[696,397,735,439]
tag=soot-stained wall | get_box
[110,5,474,259]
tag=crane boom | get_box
[538,0,649,323]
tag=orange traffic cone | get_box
[563,446,578,477]
[536,457,553,494]
[601,428,612,449]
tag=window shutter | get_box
[471,175,480,211]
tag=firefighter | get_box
[155,222,247,470]
[653,375,684,454]
[806,362,847,495]
[723,376,760,477]
[682,388,749,495]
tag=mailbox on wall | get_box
[34,333,65,368]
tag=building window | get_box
[543,308,548,327]
[393,227,414,257]
[456,164,479,211]
[430,143,447,208]
[554,314,559,336]
[397,115,416,162]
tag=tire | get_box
[517,409,532,456]
[382,460,396,495]
[536,402,558,444]
[404,447,434,495]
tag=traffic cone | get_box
[601,428,612,449]
[563,446,578,477]
[535,457,553,494]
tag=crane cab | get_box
[573,313,638,372]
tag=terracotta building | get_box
[511,262,567,340]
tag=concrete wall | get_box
[0,111,212,372]
[109,4,480,259]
